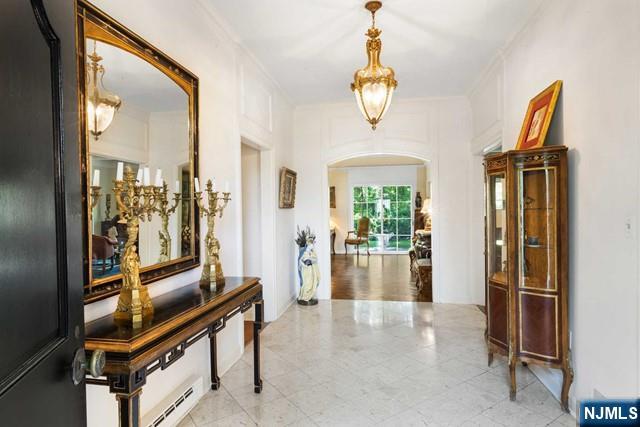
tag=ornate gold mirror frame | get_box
[77,0,200,303]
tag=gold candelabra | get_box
[112,166,160,326]
[154,182,181,263]
[195,179,230,288]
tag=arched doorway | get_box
[318,150,440,302]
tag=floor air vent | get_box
[143,376,204,427]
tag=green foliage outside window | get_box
[351,185,412,252]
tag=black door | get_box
[0,0,85,426]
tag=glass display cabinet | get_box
[484,146,572,411]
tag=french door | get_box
[352,185,413,253]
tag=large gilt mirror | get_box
[78,1,200,303]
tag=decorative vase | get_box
[415,192,423,209]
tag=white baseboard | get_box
[278,294,297,318]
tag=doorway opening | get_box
[328,155,433,302]
[241,142,261,344]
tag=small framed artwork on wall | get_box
[515,80,562,150]
[279,167,297,208]
[329,186,336,208]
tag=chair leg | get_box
[366,242,370,256]
[344,242,347,255]
[356,244,359,256]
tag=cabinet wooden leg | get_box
[209,333,221,390]
[116,390,142,427]
[509,361,517,401]
[561,366,573,412]
[487,351,494,367]
[254,299,263,393]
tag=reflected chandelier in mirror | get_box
[78,1,200,303]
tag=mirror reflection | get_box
[87,39,193,282]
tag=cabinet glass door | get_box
[518,167,557,289]
[487,174,507,283]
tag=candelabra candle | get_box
[90,185,102,210]
[154,181,181,263]
[111,166,162,327]
[194,178,231,288]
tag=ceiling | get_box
[329,155,425,168]
[91,40,188,113]
[207,0,543,104]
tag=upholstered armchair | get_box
[92,234,118,273]
[344,217,370,256]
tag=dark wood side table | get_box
[84,277,264,427]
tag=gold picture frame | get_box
[77,0,200,303]
[329,186,336,209]
[515,80,562,150]
[279,167,297,209]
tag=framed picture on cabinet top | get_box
[515,80,562,150]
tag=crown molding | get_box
[194,0,294,107]
[465,0,553,98]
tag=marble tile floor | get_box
[179,300,576,427]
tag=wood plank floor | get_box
[331,254,430,302]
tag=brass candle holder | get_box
[90,185,102,210]
[112,166,160,326]
[154,182,181,263]
[194,179,230,288]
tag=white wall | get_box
[83,1,296,425]
[468,0,640,410]
[293,98,476,303]
[236,49,298,320]
[328,164,424,253]
[90,104,149,163]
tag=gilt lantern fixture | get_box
[351,1,397,130]
[86,41,122,140]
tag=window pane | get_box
[398,201,411,218]
[368,235,380,251]
[387,202,398,219]
[383,186,396,201]
[366,202,379,219]
[351,184,412,252]
[383,219,397,234]
[385,235,399,251]
[366,186,381,201]
[398,218,412,235]
[353,203,363,219]
[370,217,382,234]
[397,236,412,251]
[397,186,411,201]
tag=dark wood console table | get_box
[84,277,264,427]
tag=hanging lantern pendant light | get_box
[86,41,122,140]
[351,1,397,130]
